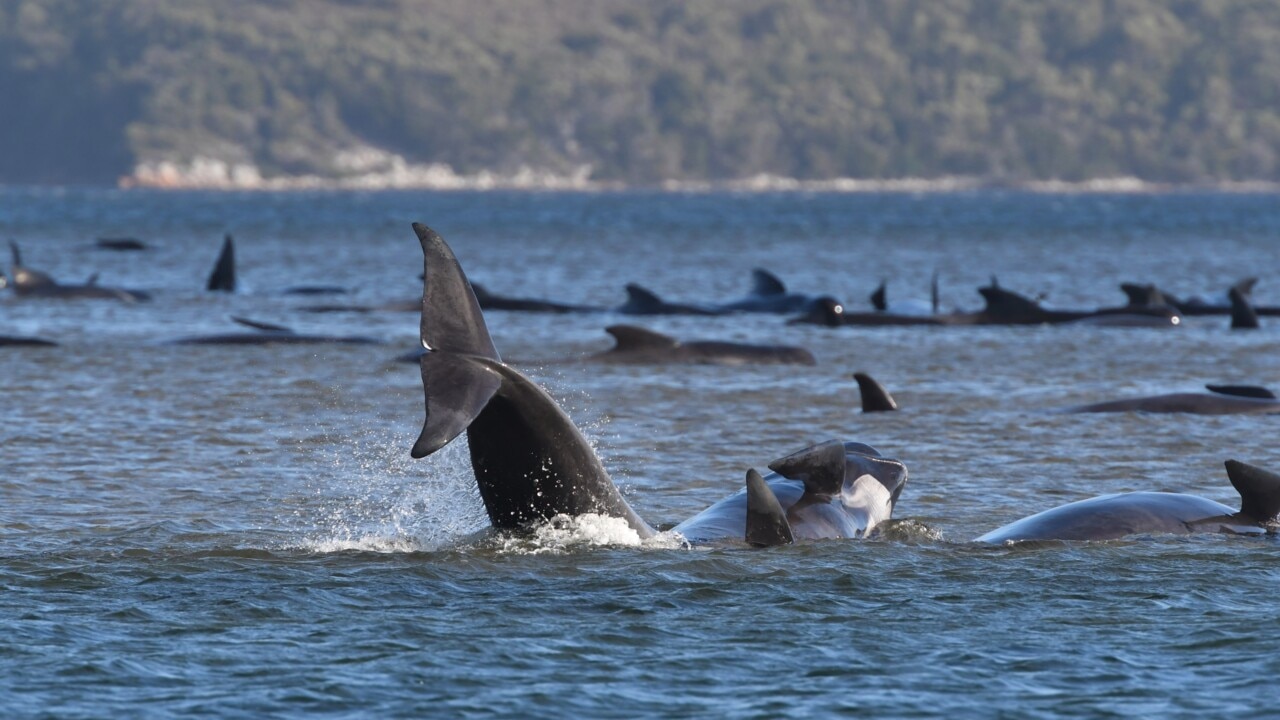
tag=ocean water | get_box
[2,188,1279,717]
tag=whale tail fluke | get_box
[1225,460,1280,523]
[410,223,503,459]
[854,372,899,412]
[206,234,236,292]
[745,469,794,547]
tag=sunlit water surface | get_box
[2,189,1279,717]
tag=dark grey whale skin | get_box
[408,223,904,544]
[587,325,816,366]
[7,242,149,302]
[1063,392,1280,415]
[976,460,1280,543]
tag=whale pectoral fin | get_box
[1225,460,1280,524]
[746,469,793,547]
[232,316,294,333]
[767,440,847,497]
[411,351,502,458]
[751,268,787,297]
[1205,384,1277,400]
[605,325,679,351]
[853,372,899,412]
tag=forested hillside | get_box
[2,0,1279,186]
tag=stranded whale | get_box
[407,223,906,545]
[976,460,1280,543]
[1063,384,1280,415]
[6,242,149,302]
[587,325,816,365]
[168,317,381,345]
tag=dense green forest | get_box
[2,0,1279,186]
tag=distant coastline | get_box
[111,158,1280,194]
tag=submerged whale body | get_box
[588,325,816,365]
[407,223,906,545]
[6,242,149,302]
[715,269,823,314]
[1063,384,1280,415]
[976,460,1280,543]
[168,317,381,345]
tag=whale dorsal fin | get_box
[410,223,503,459]
[869,281,887,311]
[470,282,492,302]
[1232,277,1259,297]
[751,269,787,296]
[1206,384,1276,400]
[9,240,22,268]
[1121,282,1167,307]
[1226,460,1280,523]
[853,372,898,412]
[745,468,794,547]
[206,234,236,292]
[622,283,666,313]
[978,284,1042,314]
[231,316,293,333]
[931,272,940,314]
[605,325,679,351]
[768,440,846,498]
[1229,285,1259,329]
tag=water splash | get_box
[494,514,689,555]
[284,425,488,553]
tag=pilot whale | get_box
[407,223,907,545]
[587,325,816,365]
[6,242,149,302]
[715,269,823,314]
[976,460,1280,543]
[168,317,380,345]
[1063,384,1280,415]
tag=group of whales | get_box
[408,223,1280,547]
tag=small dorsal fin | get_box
[767,440,846,497]
[853,372,898,412]
[1229,286,1259,329]
[1206,384,1276,400]
[931,272,940,315]
[1232,277,1259,297]
[978,284,1041,314]
[9,240,22,268]
[751,269,786,296]
[231,316,293,333]
[869,280,887,311]
[207,234,236,292]
[85,273,100,286]
[470,282,492,302]
[605,325,679,351]
[1120,282,1167,307]
[1225,460,1280,523]
[622,283,664,312]
[745,468,794,547]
